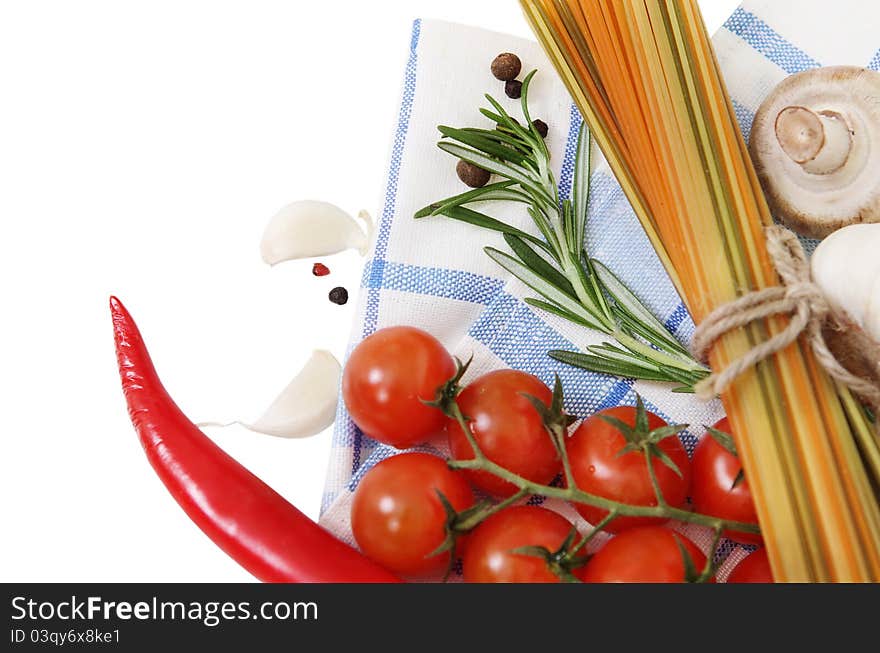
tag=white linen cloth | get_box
[319,1,880,581]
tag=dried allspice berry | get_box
[491,52,521,81]
[329,286,349,305]
[532,119,549,138]
[456,159,491,188]
[504,79,523,99]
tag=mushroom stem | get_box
[775,106,852,175]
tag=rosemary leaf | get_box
[548,350,673,381]
[437,142,553,205]
[593,259,694,357]
[423,205,551,253]
[438,125,529,165]
[573,125,592,250]
[519,70,551,164]
[614,330,704,374]
[523,298,594,328]
[485,247,608,331]
[458,127,534,154]
[504,233,576,298]
[483,94,539,147]
[414,181,521,218]
[420,71,709,390]
[526,205,562,252]
[586,342,662,371]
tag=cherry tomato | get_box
[727,548,774,583]
[351,453,474,577]
[691,417,761,545]
[566,405,691,532]
[446,370,560,497]
[342,326,455,448]
[580,526,711,583]
[463,506,578,583]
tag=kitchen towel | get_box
[319,0,880,580]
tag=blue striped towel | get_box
[319,0,880,580]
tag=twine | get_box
[691,225,880,418]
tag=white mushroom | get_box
[749,66,880,239]
[811,223,880,390]
[260,200,373,265]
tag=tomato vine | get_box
[428,358,760,579]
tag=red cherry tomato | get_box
[727,548,774,583]
[566,405,691,532]
[351,453,474,577]
[462,506,578,583]
[342,326,455,448]
[446,370,560,497]
[580,526,712,583]
[691,417,761,545]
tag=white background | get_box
[0,0,739,581]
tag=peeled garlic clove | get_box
[812,223,880,391]
[260,201,372,265]
[244,350,341,438]
[866,276,880,344]
[812,223,880,342]
[199,350,341,440]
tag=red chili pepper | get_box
[110,296,399,583]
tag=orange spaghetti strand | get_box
[521,0,880,581]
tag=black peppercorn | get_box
[329,286,349,305]
[456,159,491,188]
[491,52,521,81]
[532,119,549,138]
[504,79,523,99]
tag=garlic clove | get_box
[260,200,372,265]
[244,350,342,438]
[196,350,342,438]
[865,275,880,344]
[811,223,880,342]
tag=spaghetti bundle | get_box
[521,0,880,581]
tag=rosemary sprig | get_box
[415,70,708,390]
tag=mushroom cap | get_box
[749,66,880,239]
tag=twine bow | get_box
[691,225,880,414]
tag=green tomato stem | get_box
[453,489,529,532]
[446,399,760,535]
[570,510,618,557]
[644,447,669,509]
